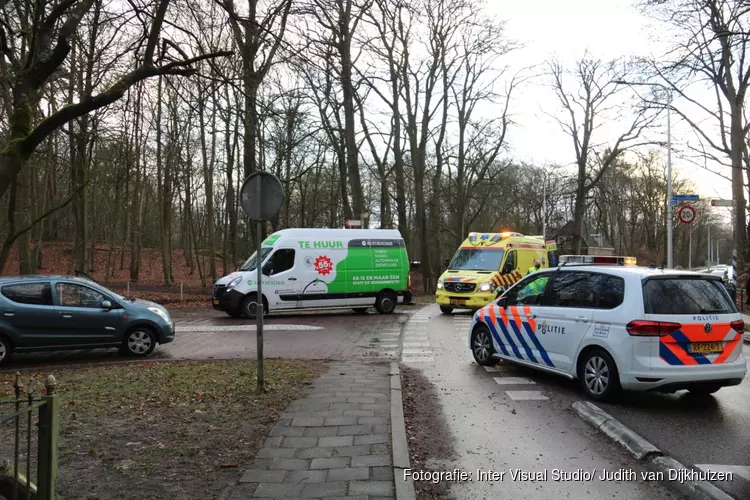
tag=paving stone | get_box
[336,425,373,436]
[223,483,259,499]
[239,469,287,483]
[326,467,370,481]
[319,436,354,447]
[263,436,283,448]
[323,416,358,426]
[252,484,304,497]
[251,458,272,470]
[361,403,390,411]
[269,426,306,437]
[292,417,326,427]
[372,466,393,480]
[346,396,377,404]
[310,457,351,469]
[332,444,379,457]
[357,416,389,425]
[354,434,389,445]
[317,397,347,403]
[328,402,361,411]
[349,481,394,496]
[303,426,339,437]
[285,469,327,483]
[269,458,311,470]
[308,392,336,398]
[351,455,391,467]
[344,410,375,417]
[256,447,296,458]
[282,437,319,448]
[373,424,390,434]
[327,497,367,500]
[335,391,365,397]
[294,448,334,459]
[275,418,292,427]
[363,392,390,400]
[300,481,348,497]
[289,402,331,411]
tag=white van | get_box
[211,228,412,317]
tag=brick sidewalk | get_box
[222,361,395,499]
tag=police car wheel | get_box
[471,324,496,366]
[375,292,397,314]
[440,306,453,314]
[579,349,621,401]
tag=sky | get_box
[484,0,734,208]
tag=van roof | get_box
[269,228,403,239]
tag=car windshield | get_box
[240,247,273,271]
[643,277,736,315]
[448,249,504,271]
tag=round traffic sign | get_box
[240,172,284,221]
[678,204,696,224]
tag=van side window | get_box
[502,251,516,274]
[1,282,53,306]
[265,249,295,275]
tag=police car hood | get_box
[440,270,497,283]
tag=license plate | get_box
[688,342,723,354]
[213,299,220,305]
[450,299,467,306]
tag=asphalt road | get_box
[400,305,683,500]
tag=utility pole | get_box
[666,93,673,269]
[542,175,547,242]
[708,225,711,265]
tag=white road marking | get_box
[506,391,548,401]
[176,324,324,332]
[695,465,750,482]
[493,377,536,385]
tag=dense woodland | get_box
[0,0,743,292]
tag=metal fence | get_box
[0,373,59,500]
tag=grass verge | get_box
[0,359,326,500]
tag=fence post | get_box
[36,375,59,500]
[181,281,183,302]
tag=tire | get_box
[688,384,722,397]
[120,327,156,357]
[440,306,454,314]
[471,324,496,366]
[226,309,243,318]
[375,291,397,314]
[352,308,369,314]
[578,348,621,402]
[241,293,267,319]
[0,335,12,366]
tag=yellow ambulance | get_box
[435,232,557,314]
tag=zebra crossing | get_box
[361,325,402,360]
[401,309,434,364]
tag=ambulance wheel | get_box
[578,348,621,402]
[352,308,369,314]
[375,291,397,314]
[471,324,495,366]
[241,293,267,319]
[440,306,453,314]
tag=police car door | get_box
[534,270,596,372]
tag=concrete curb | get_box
[573,401,736,500]
[390,361,416,500]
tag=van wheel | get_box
[0,335,12,366]
[375,291,397,314]
[578,348,621,402]
[440,306,453,314]
[241,293,267,319]
[352,308,369,314]
[471,324,495,366]
[120,327,156,357]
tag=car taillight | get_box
[730,319,744,332]
[626,320,682,336]
[408,274,412,290]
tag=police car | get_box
[468,255,747,401]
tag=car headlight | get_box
[436,281,443,290]
[148,306,170,323]
[226,276,242,290]
[478,281,492,293]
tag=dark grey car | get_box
[0,275,175,366]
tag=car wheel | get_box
[352,308,369,314]
[0,335,12,366]
[440,306,453,314]
[688,384,722,397]
[375,291,397,314]
[471,324,496,366]
[579,349,621,402]
[226,309,242,318]
[121,327,156,357]
[241,293,267,319]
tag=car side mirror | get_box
[101,300,113,309]
[497,296,508,308]
[444,258,450,269]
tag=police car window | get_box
[514,275,550,306]
[594,275,625,309]
[548,272,597,308]
[643,278,735,315]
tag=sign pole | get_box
[688,223,692,269]
[256,181,264,393]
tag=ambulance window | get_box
[547,271,597,308]
[265,249,295,275]
[502,251,517,274]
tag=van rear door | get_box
[639,275,743,367]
